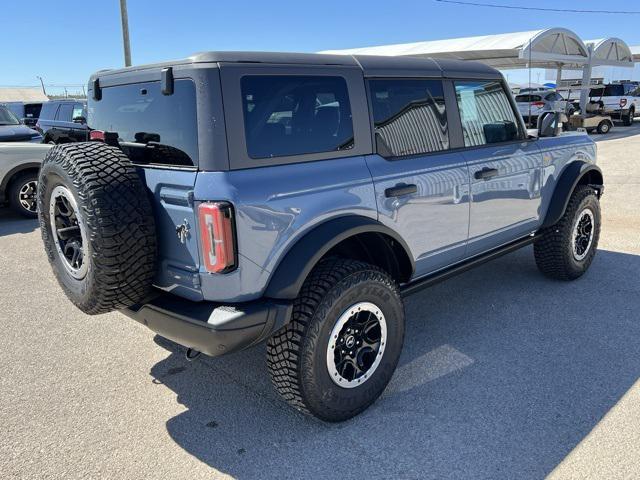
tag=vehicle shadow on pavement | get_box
[592,120,640,143]
[0,209,38,237]
[149,246,640,480]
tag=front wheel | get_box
[623,108,634,126]
[267,258,405,422]
[9,172,38,218]
[534,186,601,280]
[597,120,611,134]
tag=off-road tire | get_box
[267,258,405,422]
[9,171,38,218]
[37,142,157,314]
[534,186,600,280]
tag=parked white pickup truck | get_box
[589,83,640,126]
[0,143,52,217]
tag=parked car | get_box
[35,100,88,144]
[3,101,43,128]
[515,90,573,126]
[0,105,43,143]
[37,52,603,422]
[0,143,51,217]
[589,82,639,126]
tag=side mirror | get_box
[526,128,539,138]
[537,111,565,137]
[73,116,86,124]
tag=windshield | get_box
[0,105,21,125]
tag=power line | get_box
[434,0,640,14]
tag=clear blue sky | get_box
[3,0,638,87]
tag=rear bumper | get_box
[122,292,292,357]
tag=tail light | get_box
[531,101,545,108]
[89,130,105,141]
[620,98,628,107]
[198,202,236,273]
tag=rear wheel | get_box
[37,142,157,314]
[623,108,634,126]
[534,186,601,280]
[267,258,405,422]
[597,120,611,134]
[8,172,38,218]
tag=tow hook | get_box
[185,348,201,361]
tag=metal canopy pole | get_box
[555,64,563,89]
[579,44,594,114]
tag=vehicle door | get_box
[365,78,470,277]
[70,103,88,141]
[53,103,74,142]
[453,80,543,257]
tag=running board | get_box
[400,235,536,298]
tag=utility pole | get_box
[119,0,132,66]
[36,76,46,96]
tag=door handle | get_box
[474,167,499,180]
[385,183,417,198]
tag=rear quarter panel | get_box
[536,132,597,224]
[193,156,377,302]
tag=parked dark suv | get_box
[35,100,88,144]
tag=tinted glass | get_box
[72,103,85,120]
[39,102,58,120]
[57,104,73,121]
[455,81,521,147]
[241,75,354,159]
[368,79,448,157]
[590,85,624,97]
[0,105,20,125]
[88,80,198,166]
[24,103,42,118]
[515,95,542,102]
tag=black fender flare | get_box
[264,215,415,300]
[541,162,603,229]
[0,162,41,199]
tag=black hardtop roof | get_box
[90,51,502,81]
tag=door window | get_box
[56,104,73,122]
[455,81,522,147]
[368,78,449,157]
[240,75,354,159]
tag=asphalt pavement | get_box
[1,125,639,479]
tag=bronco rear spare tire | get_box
[37,143,157,315]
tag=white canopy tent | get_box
[322,29,636,113]
[322,28,590,73]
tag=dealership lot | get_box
[1,126,639,479]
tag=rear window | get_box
[24,103,42,118]
[240,75,354,159]
[590,85,624,97]
[88,79,198,167]
[515,95,542,102]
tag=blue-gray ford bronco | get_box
[37,52,603,422]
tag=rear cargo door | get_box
[87,78,202,300]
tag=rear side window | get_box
[39,102,58,120]
[56,103,73,122]
[455,81,521,147]
[88,79,198,166]
[368,79,449,157]
[240,75,354,159]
